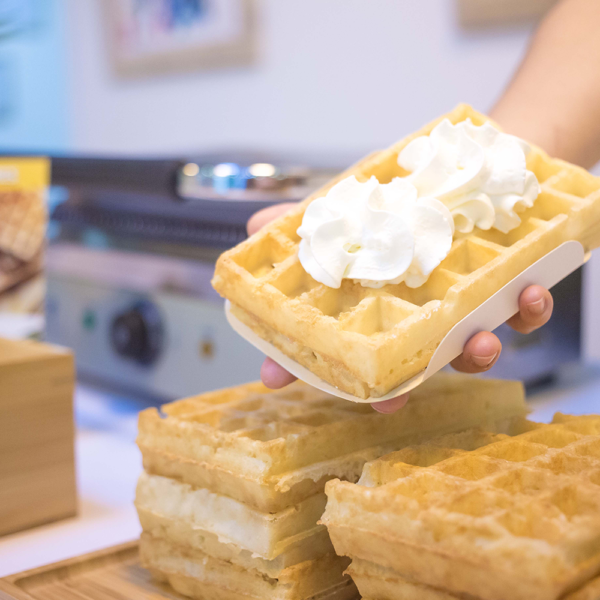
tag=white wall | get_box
[64,0,600,363]
[65,0,535,157]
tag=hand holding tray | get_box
[226,241,587,403]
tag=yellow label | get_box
[0,157,50,192]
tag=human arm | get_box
[490,0,600,170]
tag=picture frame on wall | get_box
[104,0,256,79]
[456,0,558,27]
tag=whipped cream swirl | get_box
[297,175,454,289]
[398,118,540,234]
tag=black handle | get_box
[50,156,184,197]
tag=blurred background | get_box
[2,0,598,400]
[1,0,600,574]
[0,0,556,155]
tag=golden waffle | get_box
[212,104,600,399]
[138,506,335,578]
[323,414,600,600]
[140,533,357,600]
[0,191,46,262]
[136,471,328,559]
[136,374,527,600]
[350,560,600,600]
[137,375,527,515]
[0,249,42,295]
[136,375,526,563]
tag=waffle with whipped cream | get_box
[322,413,600,600]
[136,374,527,600]
[212,104,600,399]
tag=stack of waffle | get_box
[136,373,527,600]
[323,413,600,600]
[212,104,600,399]
[0,190,46,305]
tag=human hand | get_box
[247,204,554,413]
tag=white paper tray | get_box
[226,241,586,403]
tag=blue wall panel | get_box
[0,0,69,152]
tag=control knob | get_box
[110,301,163,365]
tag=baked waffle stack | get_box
[323,413,600,600]
[0,251,42,299]
[0,190,46,263]
[135,373,528,600]
[212,104,600,399]
[0,190,46,295]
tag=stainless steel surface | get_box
[50,154,343,248]
[178,159,334,202]
[45,244,264,400]
[45,152,345,398]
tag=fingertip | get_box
[247,209,270,236]
[371,393,409,414]
[450,354,471,373]
[246,213,262,237]
[451,332,502,373]
[247,203,297,236]
[466,331,501,360]
[260,357,297,389]
[519,285,547,307]
[520,286,553,320]
[508,286,554,333]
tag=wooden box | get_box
[0,338,76,537]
